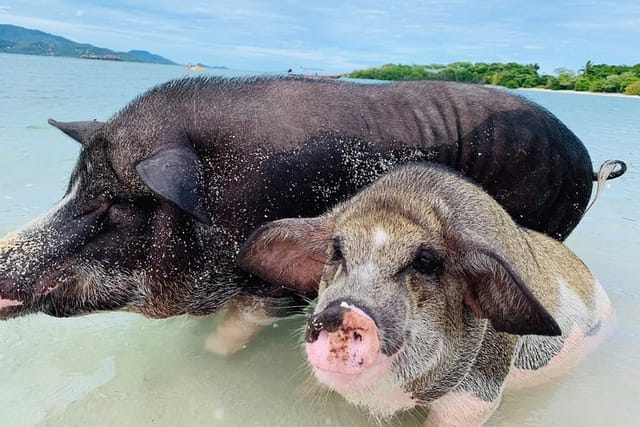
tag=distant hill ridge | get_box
[0,24,176,64]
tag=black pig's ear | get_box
[238,217,334,293]
[48,119,104,145]
[460,247,561,337]
[135,146,212,225]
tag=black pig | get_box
[0,76,624,322]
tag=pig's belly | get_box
[506,307,614,390]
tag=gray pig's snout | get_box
[305,300,376,343]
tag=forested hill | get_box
[348,62,640,95]
[0,25,176,64]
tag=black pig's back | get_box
[115,77,593,241]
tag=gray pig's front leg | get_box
[425,331,516,426]
[424,385,502,427]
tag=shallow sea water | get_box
[0,53,639,427]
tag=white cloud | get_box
[2,0,638,72]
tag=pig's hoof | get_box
[204,332,248,356]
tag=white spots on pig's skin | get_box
[304,138,430,206]
[372,227,388,248]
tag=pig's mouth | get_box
[0,270,72,319]
[0,275,32,318]
[0,299,30,320]
[0,263,136,320]
[0,289,23,310]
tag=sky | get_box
[1,0,639,74]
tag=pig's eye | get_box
[330,237,344,264]
[106,202,138,225]
[74,194,111,218]
[410,248,443,276]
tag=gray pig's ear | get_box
[48,119,104,145]
[237,217,334,293]
[461,248,561,337]
[135,146,212,225]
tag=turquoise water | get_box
[0,53,639,426]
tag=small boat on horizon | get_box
[186,63,205,72]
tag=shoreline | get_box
[514,87,640,99]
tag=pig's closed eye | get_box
[105,198,152,227]
[106,203,134,225]
[74,194,111,218]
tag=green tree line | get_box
[347,61,640,96]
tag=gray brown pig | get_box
[238,163,612,426]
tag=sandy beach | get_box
[515,86,640,98]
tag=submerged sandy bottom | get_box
[1,312,418,427]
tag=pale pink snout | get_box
[305,304,381,375]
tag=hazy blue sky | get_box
[1,1,638,73]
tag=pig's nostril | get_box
[305,316,323,343]
[311,318,324,331]
[353,331,362,342]
[305,326,320,343]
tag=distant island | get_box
[0,24,176,65]
[348,62,640,96]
